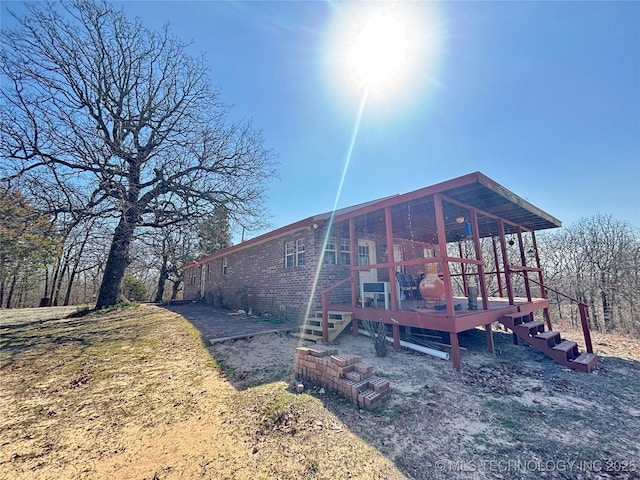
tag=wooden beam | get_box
[450,332,461,370]
[393,323,401,351]
[471,209,489,311]
[492,236,504,297]
[385,207,398,312]
[434,194,456,318]
[498,219,514,305]
[485,323,494,353]
[350,217,358,337]
[517,227,532,302]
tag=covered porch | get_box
[314,172,593,370]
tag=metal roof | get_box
[183,172,561,267]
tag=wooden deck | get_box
[326,296,549,370]
[328,297,549,334]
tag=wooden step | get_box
[553,340,578,353]
[299,324,336,333]
[290,331,322,342]
[514,320,545,337]
[305,318,349,328]
[296,310,353,343]
[552,340,579,361]
[311,310,353,320]
[499,312,530,329]
[533,330,561,348]
[570,352,599,373]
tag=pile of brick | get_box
[294,345,391,410]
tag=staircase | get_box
[499,312,598,373]
[291,310,352,343]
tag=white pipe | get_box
[358,329,450,361]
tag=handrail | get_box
[320,273,355,342]
[509,264,543,273]
[511,270,593,354]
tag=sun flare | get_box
[346,12,410,93]
[325,2,442,109]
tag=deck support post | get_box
[485,323,494,353]
[384,207,398,311]
[434,194,456,318]
[532,231,552,330]
[491,237,504,297]
[392,324,400,351]
[470,209,489,311]
[498,220,514,305]
[349,218,357,306]
[450,332,461,370]
[517,227,532,302]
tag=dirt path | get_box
[1,305,639,479]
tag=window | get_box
[285,238,306,267]
[189,268,196,285]
[285,241,295,268]
[296,239,305,266]
[323,237,337,265]
[207,264,211,280]
[358,243,370,266]
[222,257,228,275]
[339,238,350,265]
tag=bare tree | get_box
[1,1,276,309]
[538,214,640,334]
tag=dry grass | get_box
[0,305,401,480]
[2,305,640,479]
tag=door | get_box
[358,239,377,285]
[393,244,404,273]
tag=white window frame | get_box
[285,241,295,268]
[296,238,305,266]
[323,236,337,265]
[222,257,228,275]
[339,238,351,265]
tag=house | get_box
[182,172,597,372]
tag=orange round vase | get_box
[419,277,445,302]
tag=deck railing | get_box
[511,270,593,354]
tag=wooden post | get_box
[450,332,461,370]
[459,242,468,294]
[471,209,489,311]
[385,207,398,311]
[485,323,494,353]
[532,231,552,330]
[517,227,532,302]
[322,292,329,342]
[434,194,456,318]
[492,236,504,298]
[393,323,401,351]
[350,218,359,336]
[498,220,514,305]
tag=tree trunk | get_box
[5,275,17,308]
[171,280,181,300]
[154,254,169,303]
[63,229,91,306]
[95,213,137,309]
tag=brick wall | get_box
[182,224,441,322]
[184,226,354,322]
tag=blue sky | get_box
[4,1,639,239]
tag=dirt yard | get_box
[1,304,639,479]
